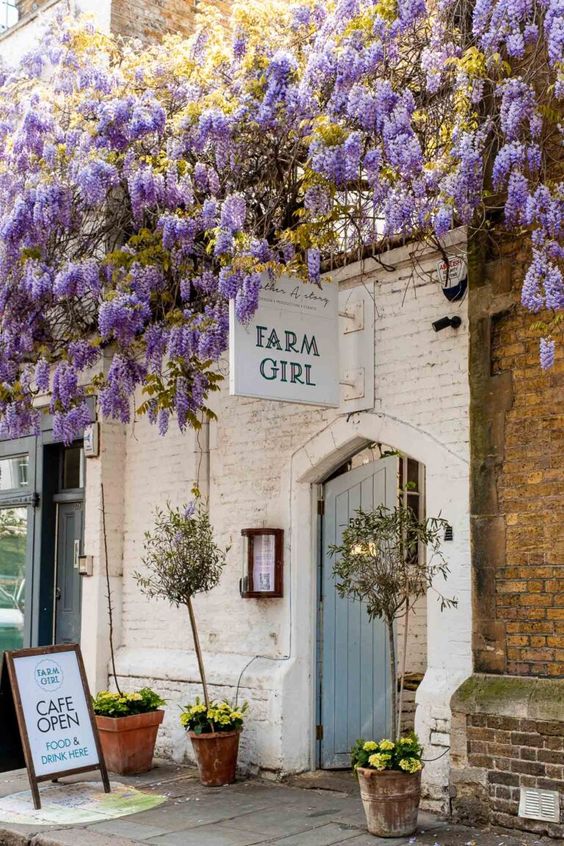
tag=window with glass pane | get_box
[62,446,84,489]
[0,455,29,491]
[399,456,423,564]
[0,1,18,33]
[0,506,27,652]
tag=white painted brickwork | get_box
[80,229,471,809]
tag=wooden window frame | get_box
[240,528,284,599]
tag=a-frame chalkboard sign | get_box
[0,644,110,809]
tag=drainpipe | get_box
[195,418,210,503]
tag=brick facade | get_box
[451,675,564,838]
[9,0,230,50]
[111,0,230,41]
[469,234,564,679]
[451,232,564,837]
[468,714,563,819]
[491,253,564,676]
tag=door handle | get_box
[73,539,80,570]
[55,587,61,600]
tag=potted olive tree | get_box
[331,503,456,838]
[136,498,244,786]
[93,484,166,775]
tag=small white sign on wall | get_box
[229,274,339,407]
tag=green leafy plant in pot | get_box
[331,503,456,837]
[93,484,166,775]
[136,496,236,786]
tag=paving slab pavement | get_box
[0,763,556,846]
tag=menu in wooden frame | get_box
[0,644,110,809]
[240,528,284,598]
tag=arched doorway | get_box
[289,411,470,786]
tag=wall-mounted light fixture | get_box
[432,315,462,333]
[240,528,284,598]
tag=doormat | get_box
[0,780,166,825]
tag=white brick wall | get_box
[80,229,471,804]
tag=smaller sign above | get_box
[437,255,467,302]
[229,274,339,407]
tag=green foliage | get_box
[92,688,165,717]
[330,504,456,624]
[136,498,228,606]
[331,501,457,740]
[179,697,248,734]
[351,734,422,773]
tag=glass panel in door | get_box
[0,506,27,652]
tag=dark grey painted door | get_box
[54,501,83,644]
[319,457,397,768]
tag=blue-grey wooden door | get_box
[54,501,83,644]
[319,457,397,768]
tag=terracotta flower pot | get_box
[189,730,241,786]
[95,710,164,775]
[356,766,422,837]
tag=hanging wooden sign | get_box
[229,273,339,407]
[0,644,110,809]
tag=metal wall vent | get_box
[518,787,560,823]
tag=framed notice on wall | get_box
[240,529,284,598]
[0,644,110,809]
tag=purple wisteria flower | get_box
[307,248,321,284]
[35,359,50,392]
[99,293,151,345]
[128,166,165,221]
[0,0,561,442]
[76,159,119,206]
[53,260,100,298]
[220,195,246,233]
[540,337,555,369]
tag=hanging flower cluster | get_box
[295,0,562,364]
[0,0,561,441]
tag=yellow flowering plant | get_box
[351,734,422,774]
[92,688,165,718]
[180,697,248,734]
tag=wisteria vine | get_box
[0,0,561,441]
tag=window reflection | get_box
[0,506,27,652]
[0,455,29,490]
